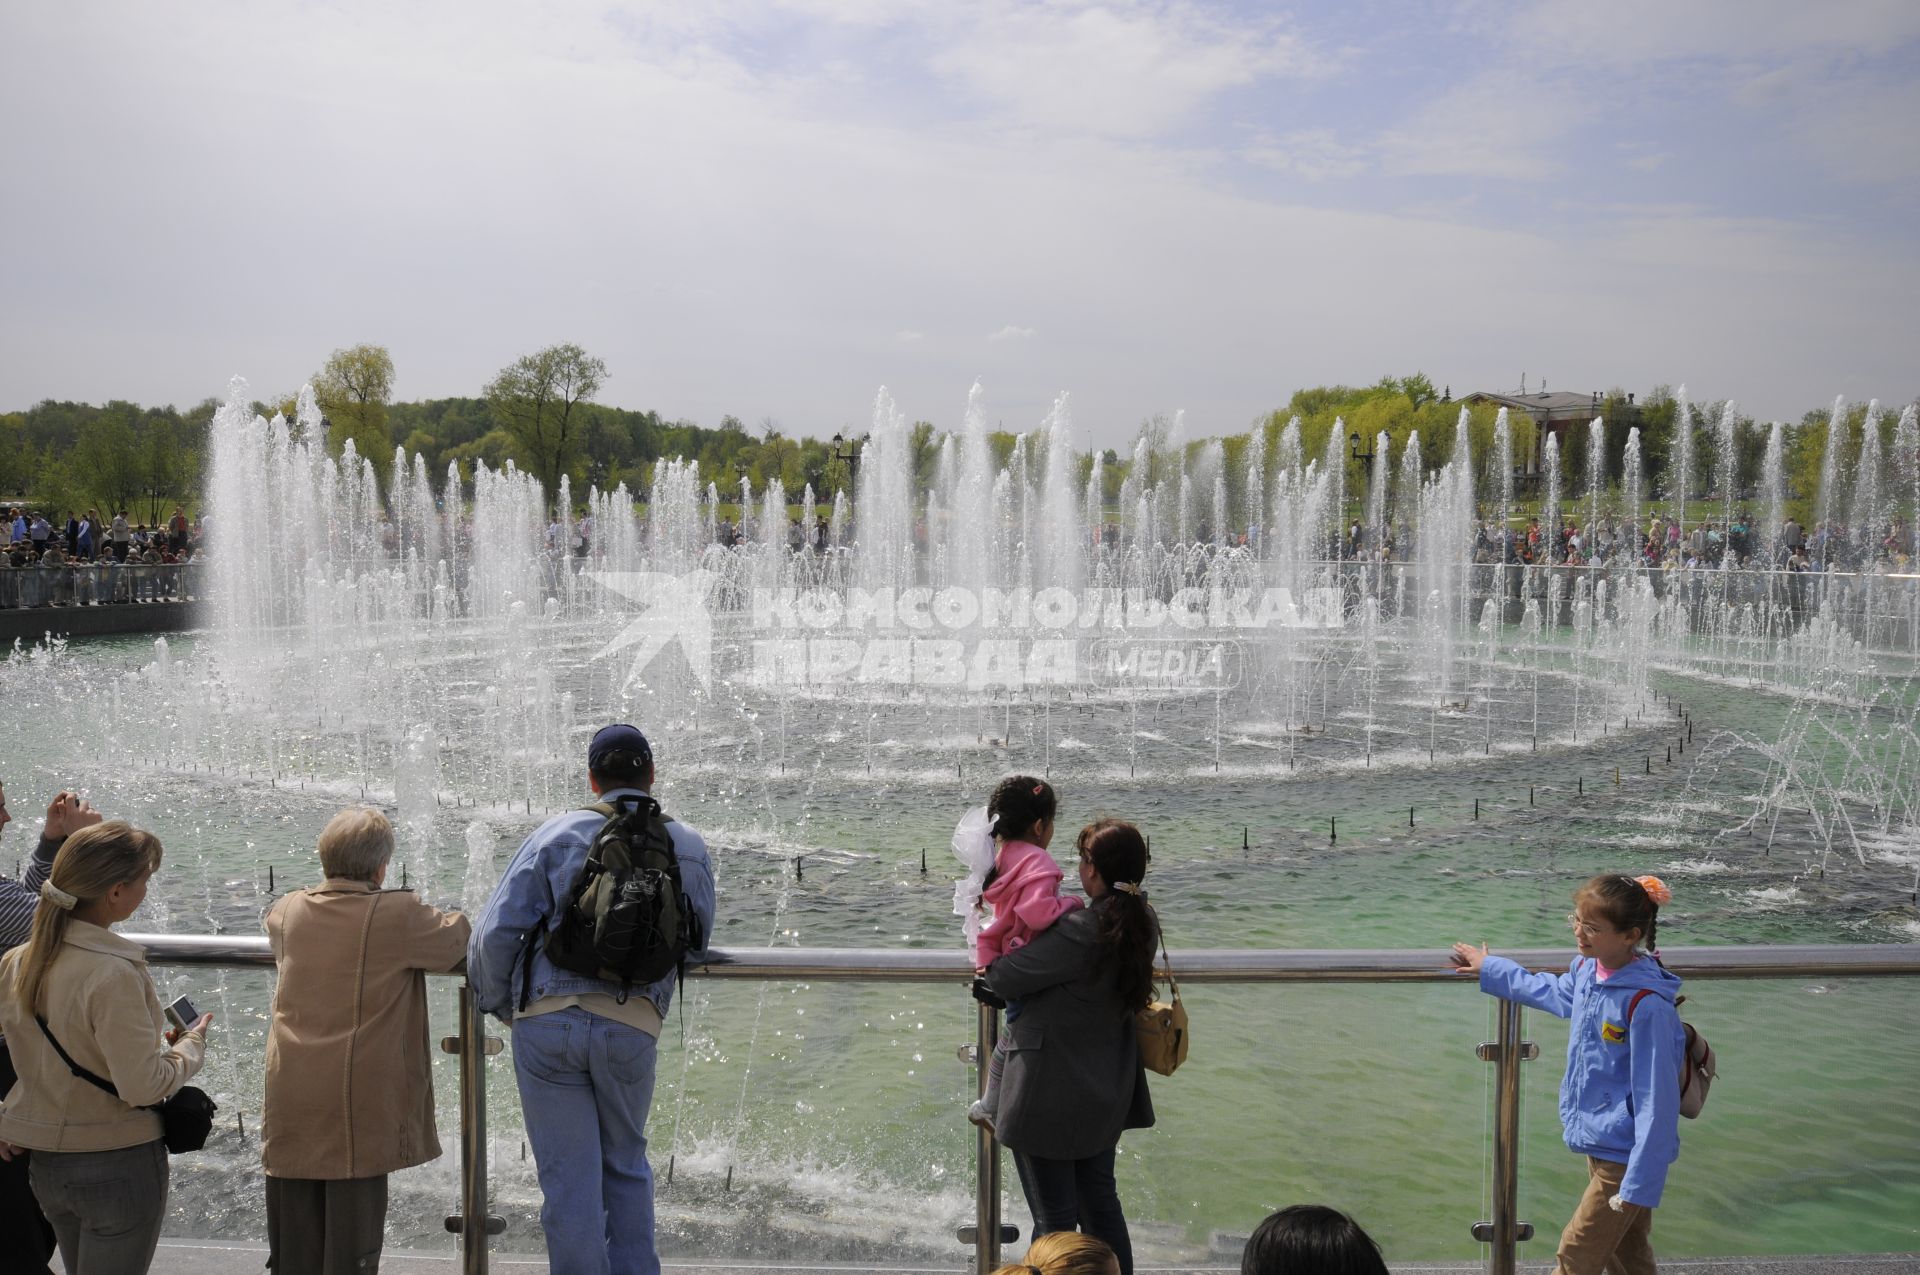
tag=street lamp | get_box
[830,432,868,482]
[1349,432,1375,463]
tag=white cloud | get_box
[895,329,925,344]
[1378,73,1584,180]
[1501,0,1920,67]
[0,0,1912,442]
[1243,129,1367,181]
[927,2,1319,138]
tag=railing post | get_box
[444,982,504,1274]
[1473,998,1536,1273]
[974,999,1004,1274]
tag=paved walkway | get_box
[129,1238,1920,1274]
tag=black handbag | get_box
[35,1016,217,1154]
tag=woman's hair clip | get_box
[1635,875,1672,906]
[1031,783,1044,796]
[1111,881,1145,897]
[41,881,78,911]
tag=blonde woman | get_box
[0,822,212,1274]
[992,1232,1121,1275]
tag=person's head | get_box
[588,722,654,792]
[1571,874,1669,968]
[317,806,395,883]
[987,775,1056,847]
[1075,818,1157,1010]
[1242,1204,1388,1275]
[12,822,164,1014]
[990,1232,1120,1275]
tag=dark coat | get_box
[982,899,1154,1160]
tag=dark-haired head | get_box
[1575,874,1663,955]
[1076,818,1157,1012]
[1242,1204,1388,1275]
[987,775,1057,846]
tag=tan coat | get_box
[262,881,469,1180]
[0,921,206,1152]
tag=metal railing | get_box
[126,936,1920,1274]
[0,560,202,609]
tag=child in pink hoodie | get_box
[962,775,1080,1132]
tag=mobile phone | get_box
[164,994,201,1032]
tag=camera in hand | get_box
[164,993,201,1032]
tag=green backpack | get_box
[534,795,699,1004]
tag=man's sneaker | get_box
[967,1099,995,1134]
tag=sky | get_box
[2,0,1916,448]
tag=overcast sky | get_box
[3,0,1915,448]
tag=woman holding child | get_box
[969,785,1158,1275]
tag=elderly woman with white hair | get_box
[262,807,470,1275]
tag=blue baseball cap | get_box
[588,723,653,774]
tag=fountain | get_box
[5,375,1918,1266]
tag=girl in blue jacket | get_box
[1452,874,1684,1275]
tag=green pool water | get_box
[4,632,1917,1264]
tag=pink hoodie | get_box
[974,840,1082,966]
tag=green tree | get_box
[0,413,31,498]
[314,344,396,479]
[485,343,608,505]
[137,408,199,524]
[70,404,145,516]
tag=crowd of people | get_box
[2,505,204,608]
[1343,510,1913,574]
[0,735,1690,1275]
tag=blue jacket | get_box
[1480,952,1685,1207]
[468,787,716,1024]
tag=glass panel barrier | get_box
[125,937,1920,1273]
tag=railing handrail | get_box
[130,933,1920,1275]
[123,934,1920,979]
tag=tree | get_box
[0,414,30,498]
[314,344,397,480]
[485,343,608,505]
[69,404,145,516]
[135,408,201,523]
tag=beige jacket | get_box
[262,881,469,1180]
[0,922,206,1152]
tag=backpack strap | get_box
[1626,988,1656,1022]
[36,1016,122,1101]
[519,802,623,1013]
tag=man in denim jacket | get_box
[469,724,716,1275]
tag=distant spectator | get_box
[1242,1205,1389,1275]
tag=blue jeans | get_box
[1013,1146,1132,1275]
[513,1008,661,1275]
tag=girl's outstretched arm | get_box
[1475,950,1579,1019]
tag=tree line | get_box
[3,345,1906,527]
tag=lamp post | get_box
[830,432,868,485]
[1349,432,1375,464]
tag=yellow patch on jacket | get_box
[1600,1020,1627,1044]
